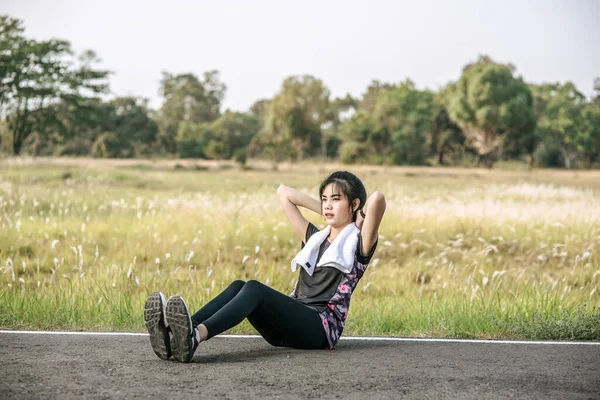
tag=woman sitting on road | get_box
[143,171,386,362]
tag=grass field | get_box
[1,157,599,340]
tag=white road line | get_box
[341,336,600,345]
[0,330,598,345]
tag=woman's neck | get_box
[327,222,352,242]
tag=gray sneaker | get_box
[166,296,199,363]
[144,292,172,360]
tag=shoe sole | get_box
[144,292,171,360]
[166,296,194,363]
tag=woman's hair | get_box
[319,171,367,222]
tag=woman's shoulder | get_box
[355,233,378,265]
[304,222,320,243]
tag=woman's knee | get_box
[242,279,265,295]
[229,280,246,291]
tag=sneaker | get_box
[166,296,199,363]
[144,292,172,360]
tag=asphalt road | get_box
[1,332,598,399]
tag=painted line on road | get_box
[341,336,600,345]
[0,330,598,345]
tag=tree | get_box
[250,104,293,170]
[580,105,600,168]
[322,94,357,158]
[331,80,397,164]
[590,78,600,107]
[175,121,211,158]
[156,71,226,154]
[204,110,258,160]
[358,80,396,114]
[42,97,107,156]
[445,55,536,168]
[175,110,258,160]
[0,118,9,153]
[247,99,270,159]
[373,80,435,165]
[529,82,586,168]
[249,99,270,121]
[91,97,158,158]
[255,75,331,165]
[427,95,464,165]
[331,94,357,122]
[579,79,600,168]
[0,15,25,109]
[0,15,109,154]
[337,110,375,163]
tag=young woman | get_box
[144,171,386,362]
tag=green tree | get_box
[175,121,210,158]
[156,71,226,154]
[530,82,586,168]
[334,81,396,164]
[91,97,158,158]
[593,78,600,107]
[267,75,331,160]
[580,105,600,168]
[358,80,396,114]
[337,110,375,163]
[250,104,293,170]
[330,94,357,124]
[205,110,259,160]
[373,80,435,165]
[427,95,464,165]
[0,16,109,154]
[249,99,270,121]
[579,79,600,168]
[0,118,9,153]
[247,99,271,159]
[445,55,536,168]
[175,111,258,160]
[36,97,107,156]
[322,94,356,158]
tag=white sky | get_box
[4,0,600,111]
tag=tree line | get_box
[1,15,599,169]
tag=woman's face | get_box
[321,183,356,228]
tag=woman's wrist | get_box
[282,185,320,214]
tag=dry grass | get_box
[0,157,599,339]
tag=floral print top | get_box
[290,223,377,349]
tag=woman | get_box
[144,171,386,362]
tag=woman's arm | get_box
[277,185,321,241]
[359,191,386,256]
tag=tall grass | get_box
[0,159,599,339]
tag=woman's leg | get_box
[190,280,245,326]
[200,280,328,349]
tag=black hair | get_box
[319,171,367,222]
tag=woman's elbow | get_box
[369,191,386,213]
[277,184,290,200]
[277,184,286,196]
[371,191,386,205]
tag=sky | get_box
[4,0,600,111]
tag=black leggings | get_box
[191,280,328,349]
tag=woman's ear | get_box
[352,198,360,212]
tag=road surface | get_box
[1,332,598,399]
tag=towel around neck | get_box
[291,223,360,276]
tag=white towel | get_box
[291,223,360,276]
